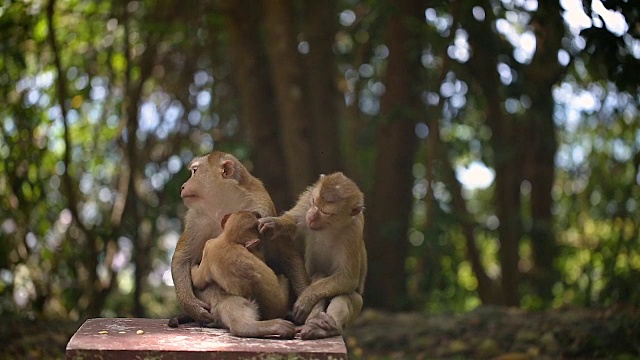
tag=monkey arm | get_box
[252,197,277,218]
[275,240,310,298]
[171,238,216,323]
[285,189,312,223]
[258,188,311,236]
[190,264,208,289]
[292,271,358,324]
[258,214,298,238]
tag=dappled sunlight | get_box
[455,161,495,190]
[561,0,592,34]
[561,0,633,56]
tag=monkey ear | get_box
[221,213,231,229]
[221,160,235,179]
[351,205,364,216]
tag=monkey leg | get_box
[308,299,328,319]
[291,272,327,324]
[299,292,363,340]
[193,287,224,328]
[303,273,329,321]
[169,286,225,328]
[217,294,296,339]
[256,275,289,320]
[334,292,363,327]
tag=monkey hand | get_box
[258,216,295,238]
[292,292,317,325]
[257,216,277,236]
[270,319,297,339]
[299,312,341,340]
[179,295,216,324]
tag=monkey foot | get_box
[299,312,341,340]
[231,319,296,339]
[200,321,222,328]
[271,319,297,339]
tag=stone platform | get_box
[66,318,347,359]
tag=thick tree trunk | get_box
[223,0,291,210]
[262,0,316,195]
[523,3,564,303]
[464,1,523,306]
[302,0,343,174]
[528,104,557,303]
[493,152,523,307]
[364,0,422,310]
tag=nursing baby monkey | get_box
[259,172,367,340]
[191,211,289,321]
[169,151,309,339]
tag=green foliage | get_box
[0,0,218,319]
[553,106,640,306]
[0,0,639,322]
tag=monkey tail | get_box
[168,314,194,328]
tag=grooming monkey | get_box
[169,151,309,339]
[191,211,289,321]
[259,172,367,339]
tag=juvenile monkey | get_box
[191,211,289,320]
[259,172,367,339]
[169,151,308,339]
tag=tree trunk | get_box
[443,143,501,304]
[122,7,158,317]
[302,0,343,174]
[262,0,316,196]
[523,3,564,303]
[364,0,422,310]
[47,0,102,317]
[423,0,499,305]
[223,0,291,210]
[463,1,523,306]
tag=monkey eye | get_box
[313,199,334,216]
[320,208,333,216]
[312,198,334,216]
[191,167,198,176]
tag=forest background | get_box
[0,0,639,357]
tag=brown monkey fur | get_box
[169,151,308,338]
[259,172,367,339]
[191,211,289,321]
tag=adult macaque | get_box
[259,172,367,339]
[191,211,289,321]
[168,151,308,338]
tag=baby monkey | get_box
[191,211,289,322]
[259,172,367,339]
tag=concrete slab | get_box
[66,318,347,360]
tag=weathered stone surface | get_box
[66,318,347,360]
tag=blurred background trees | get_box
[0,0,638,321]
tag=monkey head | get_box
[306,172,364,231]
[221,211,263,248]
[180,151,247,211]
